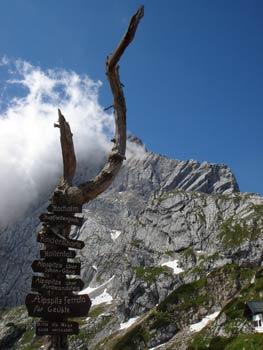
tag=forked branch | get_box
[53,6,144,206]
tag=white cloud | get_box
[0,55,9,66]
[126,136,147,160]
[0,58,114,228]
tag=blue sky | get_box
[0,0,262,195]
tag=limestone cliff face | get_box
[0,139,263,350]
[0,140,240,307]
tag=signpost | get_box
[26,204,91,345]
[25,6,143,349]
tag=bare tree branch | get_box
[107,5,144,69]
[53,6,144,206]
[75,5,144,203]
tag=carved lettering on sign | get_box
[36,320,79,336]
[47,204,82,214]
[37,233,85,250]
[39,213,83,226]
[31,276,84,292]
[26,293,91,319]
[31,260,81,275]
[40,250,76,259]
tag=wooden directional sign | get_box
[26,293,91,319]
[39,213,84,226]
[40,249,76,259]
[36,320,79,336]
[31,260,81,275]
[32,276,84,293]
[37,233,85,250]
[47,204,82,214]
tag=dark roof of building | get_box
[247,301,263,314]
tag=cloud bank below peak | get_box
[0,58,115,228]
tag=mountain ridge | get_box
[0,139,262,350]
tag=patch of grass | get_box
[207,266,263,339]
[69,315,111,345]
[19,329,42,350]
[20,329,34,344]
[255,267,263,279]
[188,327,236,350]
[254,277,263,291]
[0,305,28,324]
[20,342,43,350]
[70,314,112,345]
[132,266,170,282]
[207,252,220,261]
[164,250,175,257]
[96,274,102,283]
[70,327,94,343]
[158,263,254,328]
[111,324,151,350]
[218,216,261,249]
[213,263,239,277]
[149,311,173,330]
[130,239,143,248]
[187,331,210,350]
[182,247,194,257]
[89,305,105,318]
[189,333,263,350]
[159,189,182,201]
[157,277,208,312]
[97,315,112,329]
[209,336,234,350]
[196,211,206,224]
[225,334,263,350]
[218,218,248,247]
[68,316,88,327]
[197,254,205,261]
[239,268,254,281]
[190,265,203,275]
[251,204,263,217]
[223,298,246,320]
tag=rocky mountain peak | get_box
[127,134,146,149]
[1,139,262,350]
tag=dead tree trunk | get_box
[42,6,144,350]
[51,5,144,207]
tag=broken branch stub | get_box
[55,109,76,186]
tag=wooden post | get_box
[25,6,144,350]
